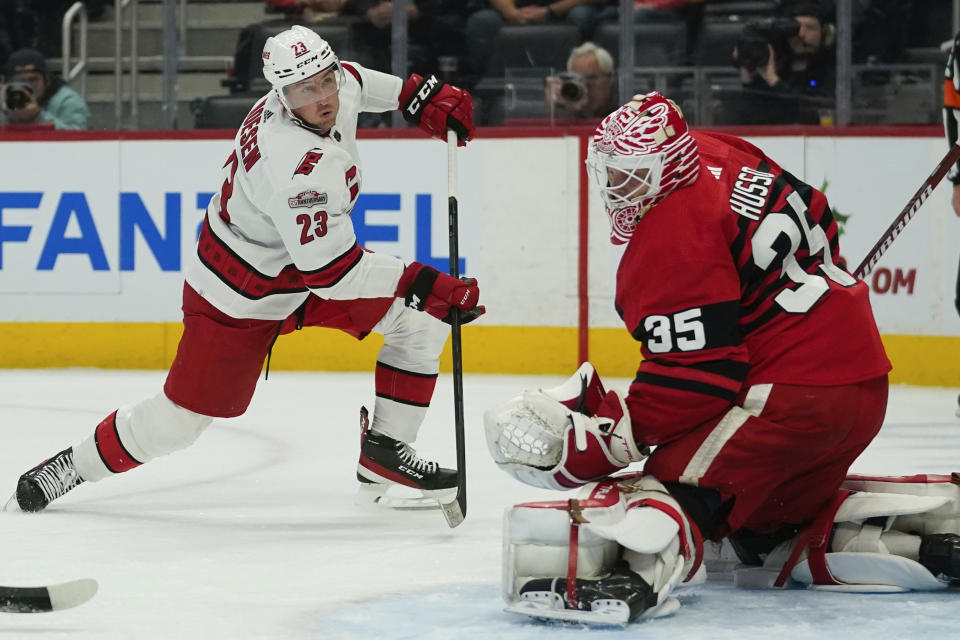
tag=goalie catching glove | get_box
[396,261,484,325]
[484,363,649,491]
[399,74,474,146]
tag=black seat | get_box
[191,93,262,129]
[595,22,687,68]
[704,1,777,21]
[485,24,581,77]
[693,21,745,67]
[709,85,820,125]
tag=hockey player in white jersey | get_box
[13,25,482,513]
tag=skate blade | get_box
[354,483,455,511]
[2,493,21,513]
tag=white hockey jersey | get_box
[185,62,405,320]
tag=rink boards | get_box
[0,126,957,385]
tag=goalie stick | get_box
[440,129,467,528]
[0,578,97,613]
[854,143,960,279]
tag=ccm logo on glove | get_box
[404,75,440,118]
[399,73,475,146]
[396,261,485,325]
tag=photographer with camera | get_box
[544,41,615,120]
[1,48,89,129]
[728,1,835,124]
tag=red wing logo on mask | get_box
[294,148,323,176]
[609,205,643,245]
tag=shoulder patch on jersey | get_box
[288,190,328,208]
[264,109,275,121]
[707,166,723,179]
[294,148,324,176]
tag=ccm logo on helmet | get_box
[296,54,319,69]
[405,75,440,116]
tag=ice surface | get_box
[1,369,958,639]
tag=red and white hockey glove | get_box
[396,261,485,325]
[399,73,475,146]
[484,387,649,491]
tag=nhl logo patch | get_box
[288,190,327,208]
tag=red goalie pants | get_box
[644,375,889,539]
[164,284,393,418]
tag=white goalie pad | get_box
[791,553,948,592]
[502,474,703,626]
[756,480,960,592]
[841,473,960,535]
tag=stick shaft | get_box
[854,144,960,279]
[444,129,467,526]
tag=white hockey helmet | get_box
[261,25,345,111]
[586,92,700,244]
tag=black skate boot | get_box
[514,561,658,625]
[919,533,960,581]
[356,407,456,508]
[15,448,85,512]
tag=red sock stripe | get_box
[94,411,143,474]
[358,457,417,488]
[375,362,438,407]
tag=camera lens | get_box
[560,79,585,102]
[4,85,31,110]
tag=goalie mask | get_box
[261,25,345,112]
[586,92,700,244]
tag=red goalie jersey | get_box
[615,130,891,445]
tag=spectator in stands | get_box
[783,0,836,96]
[461,0,606,90]
[1,48,89,129]
[544,41,615,120]
[264,0,349,21]
[632,0,690,22]
[349,1,468,76]
[732,1,835,97]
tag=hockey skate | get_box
[509,562,659,627]
[355,407,457,510]
[11,448,85,512]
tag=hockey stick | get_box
[440,129,467,528]
[0,578,97,613]
[854,143,960,279]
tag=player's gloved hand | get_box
[484,388,649,491]
[396,261,485,325]
[399,73,474,146]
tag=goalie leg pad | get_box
[502,475,702,625]
[841,473,960,535]
[763,484,960,591]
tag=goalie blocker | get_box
[501,473,960,626]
